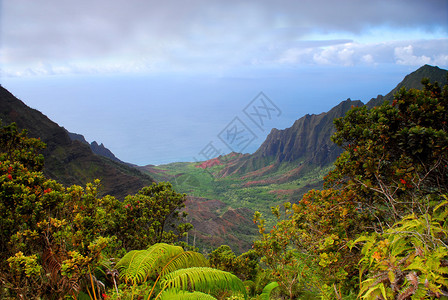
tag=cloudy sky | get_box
[1,0,447,165]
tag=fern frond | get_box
[160,267,247,299]
[42,247,61,284]
[116,243,183,284]
[158,288,217,300]
[159,251,208,278]
[260,282,279,300]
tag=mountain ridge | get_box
[213,98,363,178]
[65,129,124,164]
[1,64,446,253]
[366,64,448,108]
[217,65,447,179]
[0,86,154,199]
[145,64,448,252]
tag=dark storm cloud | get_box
[1,0,447,75]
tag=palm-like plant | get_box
[260,282,279,300]
[158,288,218,299]
[158,267,247,299]
[115,243,247,299]
[116,243,200,285]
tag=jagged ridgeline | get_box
[0,86,154,199]
[1,64,447,253]
[143,64,448,252]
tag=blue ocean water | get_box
[1,65,413,165]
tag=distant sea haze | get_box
[2,65,412,165]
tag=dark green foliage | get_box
[254,77,448,299]
[0,123,193,299]
[209,245,260,282]
[0,86,154,200]
[0,122,45,171]
[209,245,236,272]
[0,122,53,256]
[330,78,448,223]
[366,64,448,108]
[0,133,116,298]
[117,182,193,250]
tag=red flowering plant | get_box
[254,203,317,299]
[254,189,363,299]
[329,79,448,298]
[0,123,118,299]
[254,79,448,299]
[329,78,448,225]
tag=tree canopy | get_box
[0,123,192,299]
[254,79,448,299]
[1,77,447,299]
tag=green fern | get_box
[160,267,248,299]
[158,288,217,300]
[115,243,184,284]
[354,197,448,299]
[116,244,243,299]
[158,250,209,279]
[260,282,279,300]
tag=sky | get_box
[0,0,447,165]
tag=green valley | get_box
[1,64,447,299]
[139,65,448,253]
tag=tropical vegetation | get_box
[1,77,447,299]
[253,78,448,298]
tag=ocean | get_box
[1,65,412,165]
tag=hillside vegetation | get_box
[0,86,154,199]
[0,66,447,299]
[143,65,448,253]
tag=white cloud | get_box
[313,48,333,65]
[310,45,355,66]
[338,47,355,66]
[277,48,303,64]
[433,54,448,66]
[361,54,375,65]
[274,39,447,68]
[0,0,447,77]
[394,45,432,66]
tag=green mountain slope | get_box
[143,64,448,253]
[366,64,448,108]
[65,129,125,164]
[1,64,445,253]
[218,98,363,177]
[0,86,154,199]
[142,99,365,252]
